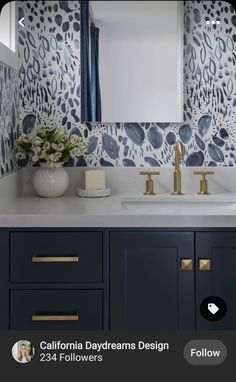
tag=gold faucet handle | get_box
[140,171,160,178]
[139,171,160,195]
[194,171,214,195]
[193,171,214,178]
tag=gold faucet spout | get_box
[174,141,185,171]
[172,141,185,195]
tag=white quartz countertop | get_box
[1,193,236,227]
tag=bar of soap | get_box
[85,170,106,190]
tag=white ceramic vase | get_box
[32,163,69,198]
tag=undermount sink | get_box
[121,194,236,212]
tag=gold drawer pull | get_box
[199,259,211,271]
[181,259,193,271]
[32,256,79,263]
[32,314,79,321]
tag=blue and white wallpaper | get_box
[18,0,81,133]
[0,64,18,177]
[16,1,236,167]
[183,0,236,166]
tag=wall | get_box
[184,0,236,167]
[0,1,18,178]
[0,63,18,177]
[18,0,81,133]
[18,1,236,167]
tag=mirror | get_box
[80,1,183,123]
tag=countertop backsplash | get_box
[16,166,236,197]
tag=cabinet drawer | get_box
[10,290,103,330]
[10,232,103,283]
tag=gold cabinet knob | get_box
[140,171,160,196]
[199,259,211,271]
[181,259,193,271]
[194,171,214,195]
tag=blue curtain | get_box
[80,0,92,122]
[90,24,101,121]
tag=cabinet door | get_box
[196,232,236,330]
[110,232,194,330]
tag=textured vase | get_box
[32,163,69,197]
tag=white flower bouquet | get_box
[16,126,88,167]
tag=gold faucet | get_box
[194,171,214,195]
[171,141,185,195]
[140,171,160,195]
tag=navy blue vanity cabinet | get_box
[196,232,236,330]
[110,232,195,330]
[0,229,107,330]
[2,228,236,331]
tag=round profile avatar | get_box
[12,340,35,364]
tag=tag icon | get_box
[208,303,219,315]
[200,296,227,321]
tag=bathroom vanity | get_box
[0,167,236,331]
[1,164,236,333]
[0,226,236,331]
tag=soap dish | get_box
[77,188,111,198]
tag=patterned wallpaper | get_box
[183,0,236,167]
[17,0,236,167]
[0,64,18,177]
[18,0,80,133]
